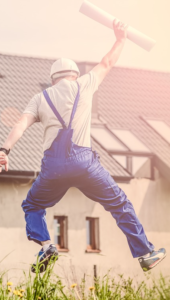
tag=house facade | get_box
[0,53,170,281]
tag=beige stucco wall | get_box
[0,177,169,284]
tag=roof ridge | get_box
[111,65,170,75]
[65,60,170,75]
[0,52,55,62]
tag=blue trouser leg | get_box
[78,159,154,258]
[22,144,154,257]
[22,174,68,245]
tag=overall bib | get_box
[22,82,154,258]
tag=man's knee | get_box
[21,199,28,212]
[21,198,40,213]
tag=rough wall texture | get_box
[0,177,169,283]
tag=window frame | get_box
[54,216,69,252]
[91,126,128,152]
[86,217,100,253]
[111,129,150,153]
[91,123,154,179]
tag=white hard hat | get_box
[50,58,80,79]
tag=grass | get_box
[0,258,170,300]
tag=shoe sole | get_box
[31,252,58,273]
[143,253,166,272]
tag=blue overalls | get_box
[22,82,154,258]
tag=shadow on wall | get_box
[138,178,170,232]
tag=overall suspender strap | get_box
[43,90,67,129]
[68,82,80,129]
[43,81,80,129]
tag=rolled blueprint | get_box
[79,0,156,52]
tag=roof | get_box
[0,53,53,173]
[0,53,130,180]
[0,53,170,181]
[97,67,170,178]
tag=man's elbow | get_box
[101,57,117,70]
[101,58,111,70]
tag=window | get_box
[112,155,151,177]
[111,129,150,152]
[91,125,153,179]
[146,120,170,144]
[112,155,127,169]
[54,216,68,251]
[86,217,100,252]
[91,127,127,151]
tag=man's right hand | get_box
[113,19,128,42]
[0,152,9,173]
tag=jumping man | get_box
[0,20,166,272]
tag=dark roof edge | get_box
[0,170,38,179]
[79,62,170,75]
[0,170,132,182]
[0,52,54,62]
[111,64,170,75]
[0,52,94,65]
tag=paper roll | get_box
[79,0,156,52]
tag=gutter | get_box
[0,171,133,183]
[0,170,39,180]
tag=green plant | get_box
[0,260,170,300]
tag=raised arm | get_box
[0,114,36,172]
[92,20,128,85]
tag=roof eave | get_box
[0,170,132,182]
[0,170,39,180]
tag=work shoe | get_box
[31,244,58,273]
[138,248,166,272]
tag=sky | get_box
[0,0,170,72]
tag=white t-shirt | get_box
[23,71,98,152]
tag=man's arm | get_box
[0,113,36,172]
[92,20,128,86]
